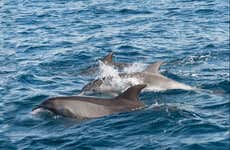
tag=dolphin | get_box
[79,52,130,76]
[119,61,194,91]
[79,61,194,95]
[32,84,146,119]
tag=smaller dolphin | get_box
[119,61,194,91]
[32,84,146,119]
[80,62,194,95]
[79,52,130,76]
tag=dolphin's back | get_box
[55,98,113,118]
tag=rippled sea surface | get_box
[1,0,229,149]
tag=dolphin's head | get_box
[32,98,58,114]
[79,78,104,95]
[32,98,79,118]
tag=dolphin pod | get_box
[79,61,194,96]
[33,84,146,119]
[33,52,195,120]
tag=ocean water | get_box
[0,0,229,149]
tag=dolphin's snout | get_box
[32,105,42,111]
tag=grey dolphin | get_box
[80,62,194,95]
[32,84,146,119]
[79,52,130,76]
[120,61,194,91]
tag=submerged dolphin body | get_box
[33,85,146,119]
[80,62,194,95]
[79,52,130,76]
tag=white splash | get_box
[98,61,120,78]
[148,101,164,109]
[123,62,146,73]
[95,61,146,94]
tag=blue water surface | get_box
[0,0,229,149]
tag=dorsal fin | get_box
[101,52,114,64]
[144,61,164,73]
[116,84,146,101]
